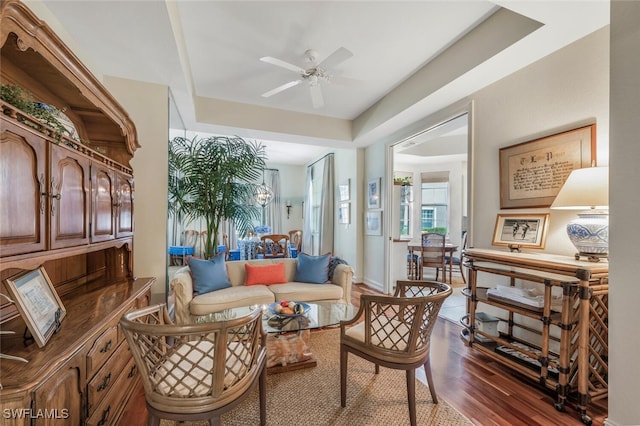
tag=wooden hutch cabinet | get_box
[0,1,153,424]
[462,248,608,425]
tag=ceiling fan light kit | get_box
[260,47,356,108]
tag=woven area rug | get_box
[160,328,471,426]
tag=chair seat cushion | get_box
[190,285,275,315]
[345,320,411,351]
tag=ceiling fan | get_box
[260,47,357,108]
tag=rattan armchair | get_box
[340,280,452,426]
[120,304,267,426]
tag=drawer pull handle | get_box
[97,372,111,392]
[127,364,137,378]
[99,340,112,353]
[97,405,110,426]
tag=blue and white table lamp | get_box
[551,166,609,262]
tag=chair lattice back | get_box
[359,281,452,357]
[260,234,289,258]
[120,304,266,414]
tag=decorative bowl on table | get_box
[268,301,310,317]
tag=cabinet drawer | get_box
[87,326,118,378]
[87,342,131,416]
[85,356,137,426]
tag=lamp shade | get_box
[550,167,608,210]
[551,166,609,261]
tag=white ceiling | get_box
[38,0,609,165]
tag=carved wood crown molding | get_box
[0,0,140,157]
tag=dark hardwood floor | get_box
[120,283,607,425]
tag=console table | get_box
[462,248,608,425]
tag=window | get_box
[399,184,412,238]
[421,181,448,235]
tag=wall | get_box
[332,147,363,282]
[471,27,610,256]
[104,77,169,300]
[608,1,640,424]
[362,141,386,290]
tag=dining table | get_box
[406,242,459,283]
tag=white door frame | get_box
[384,100,475,294]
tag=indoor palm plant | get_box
[168,135,267,258]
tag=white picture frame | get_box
[365,211,382,235]
[338,202,350,224]
[338,179,350,201]
[367,178,381,209]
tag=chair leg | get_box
[374,363,380,374]
[208,416,221,426]
[340,345,348,407]
[423,357,438,404]
[146,403,161,426]
[259,363,267,426]
[406,369,417,426]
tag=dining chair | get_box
[288,229,303,252]
[181,229,199,248]
[419,232,447,282]
[259,234,289,258]
[340,280,452,426]
[222,233,230,260]
[445,231,468,284]
[120,304,267,426]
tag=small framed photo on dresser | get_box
[4,267,66,347]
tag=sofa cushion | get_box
[188,255,231,295]
[294,252,331,284]
[244,262,286,286]
[190,285,275,316]
[269,282,343,302]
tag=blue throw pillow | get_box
[295,252,331,284]
[188,255,231,295]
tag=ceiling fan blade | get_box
[261,80,302,98]
[309,84,324,108]
[260,56,305,74]
[317,47,353,70]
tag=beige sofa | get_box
[171,258,353,324]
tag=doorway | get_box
[385,103,473,295]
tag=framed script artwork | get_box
[367,178,381,209]
[4,267,66,347]
[492,213,550,249]
[499,124,596,208]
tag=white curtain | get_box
[264,169,282,233]
[303,154,334,255]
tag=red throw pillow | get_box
[244,262,286,286]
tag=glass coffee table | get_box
[195,301,356,373]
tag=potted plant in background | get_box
[169,135,268,259]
